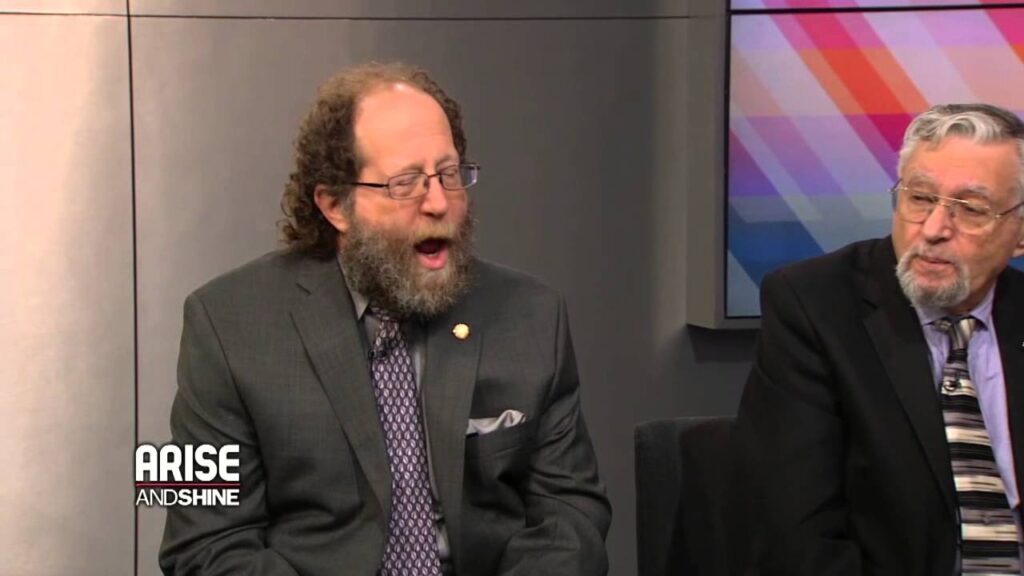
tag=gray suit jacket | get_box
[159,251,611,576]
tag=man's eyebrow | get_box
[902,171,937,188]
[953,184,993,200]
[392,161,425,174]
[392,154,459,174]
[435,153,458,167]
[901,174,993,199]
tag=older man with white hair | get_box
[735,103,1024,576]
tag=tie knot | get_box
[369,305,403,356]
[935,316,978,352]
[369,305,399,325]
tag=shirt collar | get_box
[335,254,369,322]
[913,283,996,330]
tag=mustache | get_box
[409,221,465,243]
[905,244,960,266]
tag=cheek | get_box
[891,220,916,257]
[354,195,417,228]
[959,241,1001,283]
[448,192,469,218]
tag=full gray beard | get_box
[895,247,970,311]
[339,211,475,320]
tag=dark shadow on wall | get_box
[688,325,757,364]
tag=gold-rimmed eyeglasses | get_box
[890,180,1024,235]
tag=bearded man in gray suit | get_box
[159,62,610,576]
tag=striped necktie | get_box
[369,306,442,576]
[936,316,1021,575]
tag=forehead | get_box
[353,83,454,167]
[901,136,1021,198]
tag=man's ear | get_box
[1014,226,1024,259]
[314,184,350,233]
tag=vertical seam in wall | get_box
[126,0,139,574]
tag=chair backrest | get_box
[635,416,737,576]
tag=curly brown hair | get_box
[279,62,468,258]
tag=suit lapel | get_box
[861,239,956,514]
[289,257,391,521]
[421,295,481,570]
[993,270,1024,496]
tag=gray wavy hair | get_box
[898,103,1024,207]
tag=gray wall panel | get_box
[133,15,751,576]
[0,14,133,576]
[130,0,688,19]
[0,0,124,14]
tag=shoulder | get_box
[188,249,322,313]
[769,238,880,288]
[995,264,1024,308]
[764,237,884,295]
[997,263,1024,294]
[469,259,562,307]
[459,259,567,329]
[760,237,889,322]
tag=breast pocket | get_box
[465,421,533,461]
[463,421,535,498]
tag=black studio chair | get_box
[635,416,738,576]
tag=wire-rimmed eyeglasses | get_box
[346,163,480,200]
[890,180,1024,235]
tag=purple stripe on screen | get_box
[732,13,799,51]
[749,116,846,195]
[790,115,894,193]
[730,132,784,198]
[730,0,998,9]
[845,115,901,182]
[922,10,1000,46]
[865,11,941,49]
[734,20,845,117]
[868,13,976,103]
[840,11,890,48]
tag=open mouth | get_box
[414,238,450,270]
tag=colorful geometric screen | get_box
[727,6,1024,317]
[733,0,1024,10]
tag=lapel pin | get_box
[452,323,470,340]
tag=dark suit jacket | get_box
[734,237,1024,576]
[159,252,611,576]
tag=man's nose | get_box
[920,201,955,241]
[418,174,449,217]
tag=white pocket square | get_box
[466,409,526,436]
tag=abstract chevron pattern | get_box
[734,0,1024,10]
[727,5,1024,317]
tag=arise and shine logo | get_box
[135,444,241,507]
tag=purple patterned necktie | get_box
[936,316,1021,575]
[369,306,442,576]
